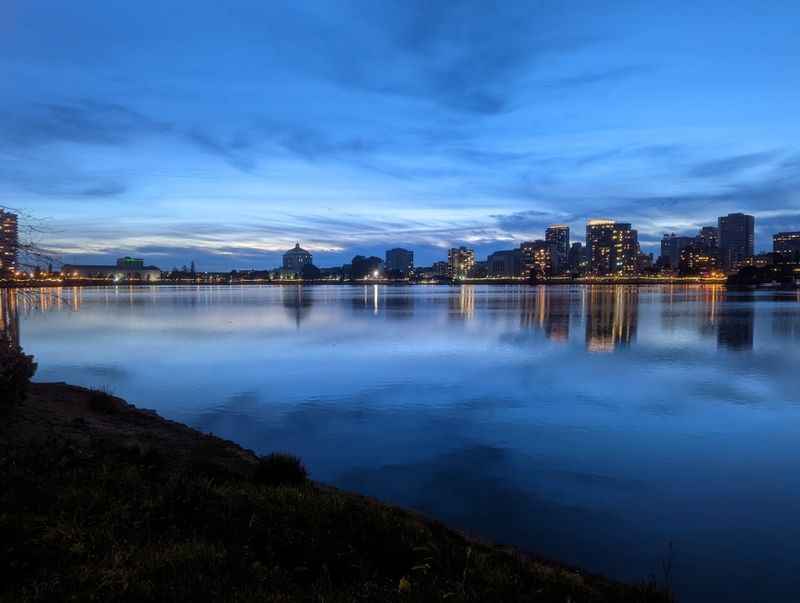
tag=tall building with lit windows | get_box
[773,231,800,262]
[660,234,695,270]
[586,219,615,274]
[545,225,570,270]
[586,220,638,275]
[718,213,754,271]
[385,248,414,275]
[0,210,18,277]
[447,247,475,279]
[520,240,559,277]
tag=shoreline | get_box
[3,277,731,289]
[1,381,672,601]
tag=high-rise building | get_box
[0,210,18,277]
[586,220,638,275]
[432,261,449,276]
[567,242,587,273]
[385,248,414,274]
[773,231,800,262]
[545,225,569,270]
[718,213,754,271]
[447,247,475,279]
[612,224,639,274]
[586,219,615,275]
[679,244,719,275]
[697,226,720,250]
[282,243,313,274]
[520,240,559,277]
[660,234,695,270]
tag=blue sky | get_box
[2,0,799,269]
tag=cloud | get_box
[687,151,780,178]
[492,209,566,233]
[287,0,605,115]
[547,64,654,89]
[185,129,256,172]
[0,100,171,148]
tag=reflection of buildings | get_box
[585,286,638,352]
[351,286,416,318]
[717,301,754,351]
[0,290,19,346]
[519,287,572,341]
[382,289,415,318]
[771,295,800,341]
[697,285,723,336]
[281,285,314,327]
[448,285,475,319]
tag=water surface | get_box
[10,284,800,602]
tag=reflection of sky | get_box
[16,284,800,602]
[3,2,800,268]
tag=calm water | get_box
[9,284,800,601]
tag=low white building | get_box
[62,257,161,282]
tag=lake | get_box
[9,284,800,601]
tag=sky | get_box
[2,0,799,269]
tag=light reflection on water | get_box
[10,284,800,602]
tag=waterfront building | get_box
[432,261,449,276]
[567,242,587,274]
[350,255,383,280]
[637,251,654,273]
[679,244,720,275]
[520,240,559,277]
[586,219,615,274]
[487,249,523,277]
[545,225,570,270]
[697,226,720,250]
[282,243,313,274]
[612,224,639,274]
[660,234,695,270]
[62,257,161,281]
[773,231,800,262]
[738,253,774,269]
[385,248,414,275]
[447,247,475,279]
[586,220,638,275]
[469,260,489,278]
[0,210,18,277]
[718,213,754,271]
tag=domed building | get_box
[282,243,313,274]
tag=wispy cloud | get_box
[687,151,780,178]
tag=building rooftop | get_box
[285,243,311,255]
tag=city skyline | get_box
[3,1,800,269]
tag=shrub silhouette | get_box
[0,337,36,406]
[253,453,307,486]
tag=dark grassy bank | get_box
[1,383,673,602]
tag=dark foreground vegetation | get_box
[1,381,672,602]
